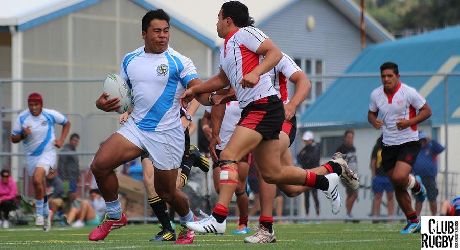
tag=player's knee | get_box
[156,189,175,203]
[390,175,407,188]
[32,176,42,187]
[219,162,238,185]
[260,170,280,184]
[280,188,300,197]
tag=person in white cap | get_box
[297,131,321,218]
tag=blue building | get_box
[300,25,460,200]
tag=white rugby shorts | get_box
[26,150,57,176]
[117,118,184,170]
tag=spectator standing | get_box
[0,169,18,229]
[58,133,80,198]
[413,131,444,216]
[370,135,394,219]
[296,131,320,217]
[336,130,359,218]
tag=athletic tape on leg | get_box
[219,161,238,185]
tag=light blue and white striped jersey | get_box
[11,109,68,156]
[120,46,198,132]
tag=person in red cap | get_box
[10,92,71,231]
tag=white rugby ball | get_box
[103,73,133,114]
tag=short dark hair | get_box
[344,130,354,137]
[380,61,399,75]
[1,169,10,177]
[89,189,101,195]
[70,133,80,140]
[221,1,254,27]
[142,9,170,32]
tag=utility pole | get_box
[360,0,366,49]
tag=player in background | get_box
[203,101,251,235]
[182,1,342,236]
[440,196,460,216]
[89,9,211,244]
[368,61,431,234]
[11,92,71,231]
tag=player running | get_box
[11,92,71,231]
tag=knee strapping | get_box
[235,190,246,196]
[218,160,238,167]
[219,162,238,185]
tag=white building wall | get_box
[437,124,460,198]
[8,0,214,166]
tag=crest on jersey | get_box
[157,64,168,76]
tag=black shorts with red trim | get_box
[281,115,297,147]
[237,95,284,141]
[381,140,421,172]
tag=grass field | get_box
[0,222,421,249]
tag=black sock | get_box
[260,221,273,233]
[211,212,227,223]
[315,175,329,191]
[327,161,342,176]
[148,196,173,232]
[168,206,175,222]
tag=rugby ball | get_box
[103,73,133,114]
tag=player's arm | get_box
[10,118,31,143]
[396,103,432,130]
[96,93,120,112]
[187,99,201,116]
[11,133,25,143]
[241,39,282,88]
[55,121,71,148]
[284,71,311,120]
[209,104,226,162]
[201,111,213,141]
[368,110,382,129]
[182,69,230,106]
[412,103,432,125]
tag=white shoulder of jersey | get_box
[18,109,30,117]
[277,53,301,78]
[122,46,144,61]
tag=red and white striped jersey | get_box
[219,26,278,108]
[369,82,426,146]
[269,53,302,103]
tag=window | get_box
[292,57,324,103]
[320,135,343,158]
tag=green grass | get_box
[0,222,420,249]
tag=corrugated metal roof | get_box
[300,25,460,128]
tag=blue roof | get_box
[300,25,460,128]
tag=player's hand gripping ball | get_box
[103,73,133,114]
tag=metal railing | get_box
[1,72,459,221]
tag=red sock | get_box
[405,211,418,223]
[212,203,228,223]
[259,215,273,233]
[323,163,334,174]
[213,203,228,217]
[239,215,248,227]
[304,170,317,187]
